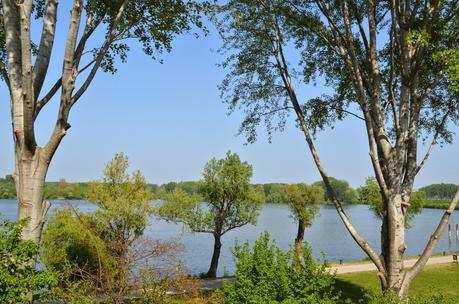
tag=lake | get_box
[1,199,458,276]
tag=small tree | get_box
[358,177,424,228]
[156,151,264,278]
[285,184,323,265]
[42,153,154,302]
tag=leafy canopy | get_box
[155,151,264,235]
[286,184,323,227]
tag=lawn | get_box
[335,263,459,302]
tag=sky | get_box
[0,5,458,189]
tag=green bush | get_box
[0,217,57,304]
[216,232,339,304]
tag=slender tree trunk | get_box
[294,219,305,266]
[206,233,222,278]
[15,147,51,243]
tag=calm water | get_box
[1,199,458,276]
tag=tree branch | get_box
[33,0,58,102]
[405,189,459,283]
[71,0,130,105]
[413,108,450,176]
[35,59,96,119]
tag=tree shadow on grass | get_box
[334,278,371,303]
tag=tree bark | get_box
[380,193,406,296]
[206,233,222,278]
[15,148,51,243]
[294,219,305,266]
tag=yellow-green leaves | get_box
[155,151,264,235]
[286,184,323,227]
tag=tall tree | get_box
[285,184,323,265]
[215,0,459,298]
[0,0,201,244]
[155,151,264,278]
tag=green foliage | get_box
[86,153,154,244]
[0,175,16,199]
[357,177,424,228]
[286,184,323,227]
[0,217,57,304]
[156,151,264,235]
[313,177,358,204]
[263,183,289,204]
[42,153,153,302]
[423,199,458,210]
[216,232,339,304]
[433,49,459,91]
[418,183,458,200]
[0,176,91,199]
[44,180,89,200]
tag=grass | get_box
[334,263,459,302]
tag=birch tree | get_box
[215,0,459,298]
[0,0,201,244]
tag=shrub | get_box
[0,217,57,304]
[216,232,339,304]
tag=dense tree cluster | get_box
[419,183,459,199]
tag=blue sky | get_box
[0,7,458,189]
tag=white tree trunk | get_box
[15,148,51,243]
[381,194,407,296]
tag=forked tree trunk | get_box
[15,148,51,243]
[294,219,305,266]
[206,233,222,278]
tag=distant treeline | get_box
[0,175,90,200]
[1,175,457,209]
